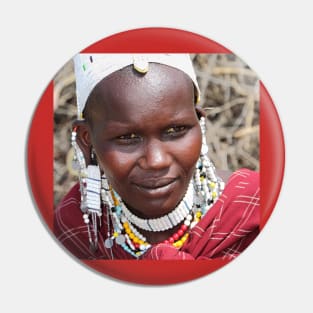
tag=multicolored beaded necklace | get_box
[101,158,224,259]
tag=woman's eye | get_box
[115,133,141,144]
[166,126,186,134]
[164,126,188,137]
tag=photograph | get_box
[53,53,260,262]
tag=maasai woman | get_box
[54,54,260,260]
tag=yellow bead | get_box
[182,234,189,242]
[176,240,183,247]
[138,240,145,245]
[113,232,118,238]
[129,233,135,240]
[200,176,204,182]
[196,211,202,218]
[212,191,217,199]
[133,237,140,243]
[110,190,119,206]
[209,182,216,188]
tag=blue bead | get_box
[116,205,122,215]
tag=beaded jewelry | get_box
[71,128,102,251]
[118,180,194,232]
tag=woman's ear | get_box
[72,120,92,165]
[195,106,206,120]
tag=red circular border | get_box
[27,27,285,285]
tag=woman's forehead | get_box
[85,63,195,122]
[95,62,193,93]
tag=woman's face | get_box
[81,63,202,219]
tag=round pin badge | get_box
[27,27,285,285]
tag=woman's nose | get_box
[138,139,172,170]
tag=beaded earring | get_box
[193,117,225,213]
[71,127,102,252]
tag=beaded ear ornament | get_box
[71,127,102,252]
[71,117,224,258]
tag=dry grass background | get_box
[53,54,259,206]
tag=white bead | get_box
[190,221,197,228]
[175,208,183,222]
[201,144,209,154]
[140,245,147,251]
[165,215,173,228]
[184,220,191,226]
[186,214,193,221]
[219,181,225,190]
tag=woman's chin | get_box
[126,181,187,219]
[132,178,179,199]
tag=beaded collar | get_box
[117,180,194,232]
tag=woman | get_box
[54,54,259,260]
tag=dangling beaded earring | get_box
[193,117,225,216]
[71,127,102,252]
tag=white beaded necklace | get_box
[114,180,194,232]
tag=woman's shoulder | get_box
[53,183,103,259]
[54,183,83,236]
[213,168,260,235]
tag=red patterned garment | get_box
[54,168,260,261]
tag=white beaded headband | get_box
[73,53,201,119]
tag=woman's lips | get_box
[132,178,178,197]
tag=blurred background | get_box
[53,54,259,206]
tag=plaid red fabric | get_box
[54,168,259,260]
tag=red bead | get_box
[181,224,188,231]
[178,229,184,236]
[169,237,174,244]
[164,240,169,244]
[173,233,179,241]
[134,243,140,249]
